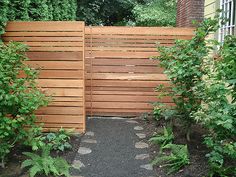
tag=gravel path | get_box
[71,117,155,177]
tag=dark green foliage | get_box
[22,146,71,177]
[152,144,190,174]
[0,42,49,168]
[0,0,9,35]
[0,0,78,35]
[149,126,174,152]
[133,0,176,26]
[28,0,50,21]
[77,0,137,25]
[7,0,30,21]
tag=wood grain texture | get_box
[3,21,86,133]
[85,26,194,116]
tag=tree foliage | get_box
[77,0,138,25]
[133,0,176,26]
[76,0,176,26]
[0,0,77,35]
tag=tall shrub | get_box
[193,37,236,176]
[155,15,221,141]
[0,42,49,168]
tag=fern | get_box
[149,126,174,152]
[21,146,71,177]
[152,144,190,174]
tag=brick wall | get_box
[177,0,205,27]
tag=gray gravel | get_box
[72,118,155,177]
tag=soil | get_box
[0,135,81,177]
[138,116,209,177]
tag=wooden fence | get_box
[2,22,195,132]
[3,22,86,132]
[85,26,195,116]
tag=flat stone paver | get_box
[135,154,150,160]
[136,133,146,139]
[134,126,144,131]
[71,118,155,177]
[135,141,149,149]
[78,147,92,155]
[82,139,97,144]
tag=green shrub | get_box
[0,0,9,35]
[152,144,190,174]
[149,126,174,152]
[193,36,236,177]
[155,14,222,141]
[0,42,49,168]
[22,146,71,177]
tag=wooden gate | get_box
[3,21,86,132]
[85,26,194,116]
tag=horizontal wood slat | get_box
[85,26,195,116]
[3,21,86,132]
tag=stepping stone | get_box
[85,131,94,136]
[78,147,92,155]
[82,139,97,144]
[140,164,153,171]
[135,142,149,149]
[126,120,138,124]
[111,117,125,120]
[135,154,150,160]
[134,126,144,131]
[136,133,146,139]
[72,160,85,169]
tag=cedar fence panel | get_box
[85,26,195,116]
[3,21,86,132]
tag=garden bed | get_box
[139,117,209,177]
[0,135,81,177]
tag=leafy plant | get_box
[46,128,73,152]
[155,13,223,141]
[22,146,71,177]
[149,126,174,152]
[193,36,236,177]
[152,144,190,174]
[0,42,49,167]
[133,0,176,26]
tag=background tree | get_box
[77,0,138,25]
[28,0,51,21]
[132,0,177,26]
